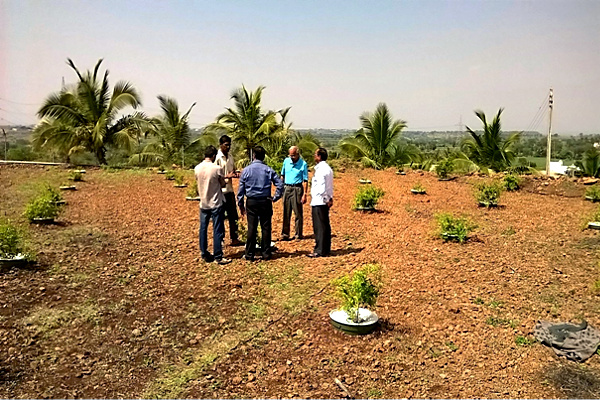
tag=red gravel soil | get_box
[2,164,600,398]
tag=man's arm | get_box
[301,162,308,204]
[325,168,334,208]
[237,172,246,215]
[271,169,284,202]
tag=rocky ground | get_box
[2,164,600,398]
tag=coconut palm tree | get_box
[339,103,408,169]
[32,58,147,164]
[207,85,289,165]
[462,108,520,172]
[130,95,206,167]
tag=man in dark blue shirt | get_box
[237,146,284,261]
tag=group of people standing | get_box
[194,135,334,265]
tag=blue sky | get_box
[1,0,599,134]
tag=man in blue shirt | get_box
[280,146,309,241]
[237,146,284,261]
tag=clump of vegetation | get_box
[352,186,385,210]
[158,164,166,173]
[174,174,186,186]
[585,186,600,202]
[475,180,503,207]
[435,158,454,180]
[23,192,62,222]
[43,185,64,205]
[0,221,29,259]
[165,170,176,180]
[331,264,382,323]
[435,213,475,243]
[186,184,199,198]
[69,171,83,182]
[515,335,536,346]
[503,174,520,191]
[411,182,426,194]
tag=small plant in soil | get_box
[331,263,382,323]
[435,158,453,180]
[515,335,536,346]
[585,186,600,202]
[23,192,62,222]
[43,185,64,205]
[186,184,199,198]
[165,170,176,180]
[411,182,426,194]
[158,164,166,172]
[435,212,475,243]
[503,174,520,191]
[0,221,31,260]
[474,180,503,207]
[352,186,385,210]
[69,171,83,182]
[174,174,186,186]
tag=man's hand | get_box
[239,206,246,217]
[225,172,238,179]
[326,198,333,208]
[301,194,307,204]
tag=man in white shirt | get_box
[215,135,243,246]
[194,145,232,265]
[308,147,334,257]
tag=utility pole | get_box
[2,128,6,160]
[545,88,554,176]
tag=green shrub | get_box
[435,158,454,179]
[69,171,83,182]
[352,186,385,210]
[23,194,61,222]
[43,185,63,204]
[412,182,426,193]
[186,184,199,198]
[165,170,176,180]
[475,181,503,207]
[585,186,600,202]
[174,174,185,185]
[435,213,475,243]
[331,264,382,323]
[503,174,520,191]
[0,221,24,258]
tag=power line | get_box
[0,97,40,106]
[524,93,549,133]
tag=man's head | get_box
[314,147,328,163]
[289,146,300,163]
[253,146,266,161]
[219,135,232,155]
[204,145,218,161]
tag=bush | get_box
[475,181,503,207]
[165,170,176,180]
[352,186,385,210]
[412,182,426,193]
[435,158,454,179]
[69,171,83,182]
[174,174,185,185]
[186,184,199,198]
[331,264,382,323]
[23,193,61,222]
[503,174,520,191]
[585,186,600,202]
[436,213,475,243]
[43,185,63,204]
[0,221,24,258]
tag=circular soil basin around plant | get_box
[396,171,406,175]
[410,189,426,194]
[588,222,600,230]
[186,197,201,201]
[0,255,28,270]
[75,170,86,174]
[174,184,188,188]
[329,308,379,335]
[355,206,376,212]
[585,196,599,203]
[441,232,461,241]
[60,186,77,191]
[55,200,67,206]
[358,179,372,184]
[438,177,456,182]
[157,171,166,174]
[166,177,175,181]
[478,201,498,208]
[32,217,54,224]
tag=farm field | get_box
[2,164,600,398]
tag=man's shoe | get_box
[280,235,291,241]
[306,252,322,258]
[230,239,244,246]
[214,258,232,265]
[259,254,272,261]
[242,255,255,262]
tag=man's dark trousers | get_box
[311,205,331,256]
[246,198,273,258]
[223,192,239,241]
[282,185,303,239]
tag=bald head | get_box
[289,146,300,162]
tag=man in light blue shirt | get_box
[280,146,309,240]
[237,146,284,261]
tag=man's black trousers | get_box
[246,198,272,258]
[311,205,331,256]
[223,192,239,241]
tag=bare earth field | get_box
[2,164,600,398]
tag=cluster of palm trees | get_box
[33,59,523,174]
